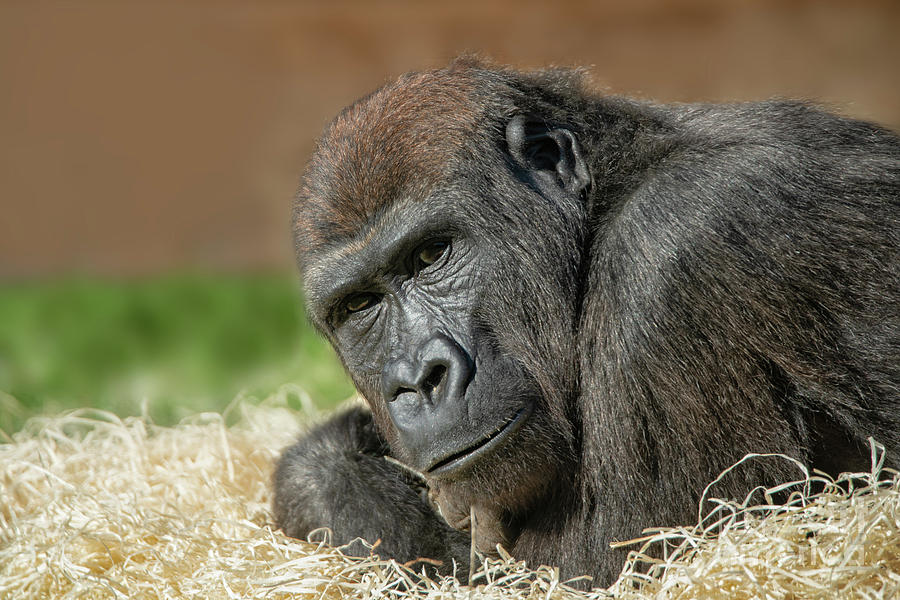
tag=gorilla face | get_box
[301,179,577,511]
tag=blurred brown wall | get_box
[1,0,898,278]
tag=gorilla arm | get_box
[272,406,472,574]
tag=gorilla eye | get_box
[416,240,450,270]
[344,293,379,314]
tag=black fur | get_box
[275,59,899,587]
[273,406,470,574]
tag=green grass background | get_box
[0,273,354,434]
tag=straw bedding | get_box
[2,392,898,599]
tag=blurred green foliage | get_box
[0,273,354,434]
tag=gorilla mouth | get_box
[425,406,531,477]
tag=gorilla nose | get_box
[382,334,472,421]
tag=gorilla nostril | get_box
[393,386,416,400]
[422,364,447,395]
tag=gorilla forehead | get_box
[293,65,483,260]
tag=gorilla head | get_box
[294,66,593,514]
[278,58,900,585]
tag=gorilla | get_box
[274,58,899,586]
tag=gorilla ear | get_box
[505,115,591,196]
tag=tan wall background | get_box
[2,0,898,278]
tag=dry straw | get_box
[1,391,898,599]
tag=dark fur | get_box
[273,406,470,573]
[276,58,900,586]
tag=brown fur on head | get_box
[293,59,488,263]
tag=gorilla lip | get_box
[425,405,531,477]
